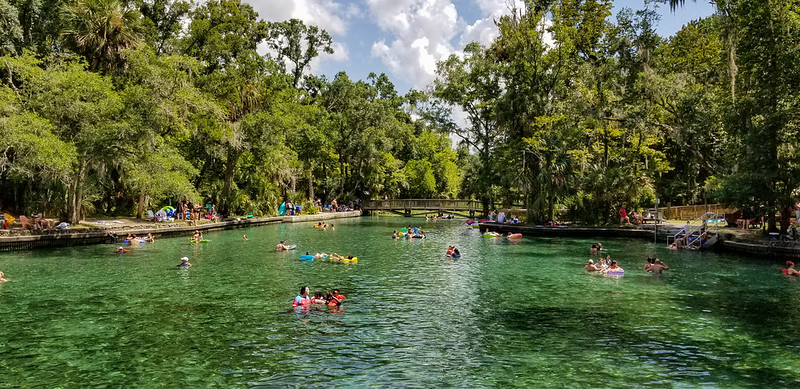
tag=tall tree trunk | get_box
[307,162,314,201]
[136,191,146,219]
[66,161,87,224]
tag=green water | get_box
[1,217,800,387]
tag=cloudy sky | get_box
[244,0,715,94]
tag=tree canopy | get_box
[0,0,798,230]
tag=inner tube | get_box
[189,239,210,243]
[300,254,314,261]
[342,257,357,263]
[313,225,323,228]
[606,269,625,276]
[286,245,297,250]
[123,239,146,244]
[483,232,501,237]
[447,253,461,259]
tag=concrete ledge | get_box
[719,240,800,260]
[281,211,361,223]
[0,212,361,251]
[478,222,656,239]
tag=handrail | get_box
[362,199,482,210]
[670,212,724,249]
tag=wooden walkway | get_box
[361,199,481,218]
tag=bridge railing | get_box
[362,199,481,210]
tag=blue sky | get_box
[246,0,716,94]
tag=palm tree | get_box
[61,0,143,73]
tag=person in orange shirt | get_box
[333,289,346,301]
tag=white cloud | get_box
[366,0,462,89]
[244,0,351,78]
[246,0,349,36]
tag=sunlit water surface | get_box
[1,217,800,387]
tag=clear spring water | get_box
[1,217,799,387]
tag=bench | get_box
[642,210,664,224]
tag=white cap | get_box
[181,257,189,261]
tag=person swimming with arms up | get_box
[326,291,341,308]
[649,258,669,274]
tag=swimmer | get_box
[0,271,8,283]
[590,244,598,255]
[293,286,311,306]
[314,252,328,260]
[311,291,327,305]
[392,230,398,239]
[243,234,248,241]
[326,291,341,307]
[191,230,201,243]
[330,224,335,231]
[596,242,603,251]
[330,253,344,262]
[644,257,655,272]
[116,246,130,254]
[604,260,623,273]
[276,240,290,251]
[584,259,601,272]
[446,245,455,256]
[649,259,669,274]
[177,257,192,267]
[144,233,155,243]
[333,289,346,301]
[785,261,800,276]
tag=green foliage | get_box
[403,160,436,198]
[0,0,23,55]
[266,18,333,88]
[2,0,798,230]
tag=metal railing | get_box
[670,212,725,250]
[362,199,482,211]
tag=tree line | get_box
[0,0,798,231]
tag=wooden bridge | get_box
[361,199,482,218]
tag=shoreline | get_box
[0,211,361,251]
[2,213,796,260]
[478,222,800,261]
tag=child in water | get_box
[311,291,327,305]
